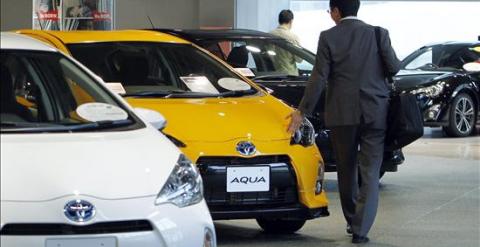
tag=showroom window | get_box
[290,1,480,59]
[33,0,114,30]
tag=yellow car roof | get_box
[17,30,190,44]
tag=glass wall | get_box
[33,0,114,30]
[290,1,480,59]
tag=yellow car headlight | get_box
[291,118,316,147]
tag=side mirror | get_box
[134,108,167,130]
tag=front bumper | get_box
[0,196,215,247]
[180,139,329,220]
[211,204,329,220]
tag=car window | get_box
[68,42,259,97]
[203,42,226,60]
[405,48,433,69]
[200,39,315,78]
[441,46,480,69]
[1,50,140,133]
[404,45,480,70]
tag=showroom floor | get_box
[214,128,480,247]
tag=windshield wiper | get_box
[1,119,133,133]
[64,119,133,131]
[166,92,219,98]
[167,89,258,99]
[253,74,304,80]
[217,89,258,97]
[0,122,22,127]
[123,90,186,98]
[0,122,63,128]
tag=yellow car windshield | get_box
[68,42,259,98]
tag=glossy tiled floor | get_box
[215,128,480,247]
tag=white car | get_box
[0,33,216,247]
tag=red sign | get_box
[93,11,111,21]
[38,11,59,21]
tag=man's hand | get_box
[287,110,304,134]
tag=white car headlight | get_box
[155,154,203,207]
[291,118,316,147]
[411,81,445,98]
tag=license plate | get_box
[226,166,270,192]
[46,237,117,247]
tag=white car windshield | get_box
[1,50,141,133]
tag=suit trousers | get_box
[330,120,385,237]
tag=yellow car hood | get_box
[127,95,292,142]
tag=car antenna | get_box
[147,15,155,29]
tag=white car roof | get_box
[1,32,57,52]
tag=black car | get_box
[151,28,404,176]
[395,42,480,137]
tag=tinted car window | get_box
[441,46,480,68]
[68,42,259,97]
[200,39,315,78]
[403,44,480,70]
[1,50,140,133]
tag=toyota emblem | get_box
[236,141,256,156]
[64,200,96,222]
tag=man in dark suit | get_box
[288,0,400,243]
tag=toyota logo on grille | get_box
[64,200,96,222]
[236,141,256,156]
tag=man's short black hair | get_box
[330,0,360,18]
[278,9,294,24]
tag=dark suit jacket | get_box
[298,19,401,129]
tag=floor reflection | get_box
[403,127,480,160]
[214,222,336,246]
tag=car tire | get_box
[443,93,477,137]
[256,218,306,234]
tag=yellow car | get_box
[18,30,329,233]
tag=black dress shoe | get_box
[346,224,353,235]
[352,234,370,244]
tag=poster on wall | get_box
[33,0,114,30]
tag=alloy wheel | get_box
[454,97,475,135]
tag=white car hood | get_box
[0,128,180,202]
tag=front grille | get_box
[198,155,291,165]
[0,220,153,236]
[197,155,299,211]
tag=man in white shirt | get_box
[270,10,301,76]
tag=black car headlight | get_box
[155,154,203,207]
[291,118,316,147]
[410,81,445,98]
